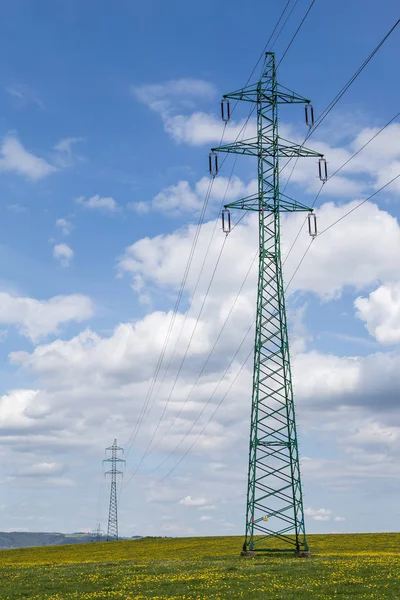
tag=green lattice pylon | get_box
[212,52,323,554]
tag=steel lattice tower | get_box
[211,52,325,555]
[103,439,125,542]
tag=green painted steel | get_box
[212,52,323,553]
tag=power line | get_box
[121,1,304,473]
[318,173,400,236]
[277,0,318,68]
[284,171,400,290]
[153,333,255,487]
[150,170,400,488]
[120,3,338,502]
[121,246,258,489]
[279,16,400,190]
[283,110,400,266]
[121,120,254,493]
[270,0,300,50]
[311,19,400,136]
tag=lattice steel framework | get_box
[103,439,125,542]
[212,52,324,554]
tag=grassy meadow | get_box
[0,533,399,599]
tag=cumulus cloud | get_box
[355,284,400,344]
[304,507,332,521]
[76,195,119,212]
[179,495,206,506]
[53,243,74,267]
[15,462,67,478]
[0,292,93,342]
[0,135,57,180]
[132,175,257,217]
[10,311,212,384]
[52,137,84,168]
[118,199,400,300]
[132,77,254,145]
[55,218,73,236]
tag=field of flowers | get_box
[0,533,399,599]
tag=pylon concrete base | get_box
[240,551,256,558]
[295,550,312,558]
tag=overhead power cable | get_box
[280,17,400,189]
[120,1,325,494]
[284,171,400,291]
[145,167,400,488]
[121,1,305,472]
[277,0,318,68]
[283,110,400,266]
[153,332,255,487]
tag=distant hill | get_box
[0,532,106,550]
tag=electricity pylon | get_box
[103,439,125,542]
[210,52,326,555]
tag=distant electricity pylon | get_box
[103,439,125,542]
[92,523,105,542]
[210,52,327,556]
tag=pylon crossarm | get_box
[212,138,323,160]
[222,81,310,105]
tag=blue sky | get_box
[0,0,400,539]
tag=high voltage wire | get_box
[122,175,216,459]
[279,17,400,188]
[283,110,400,266]
[152,330,256,487]
[131,144,247,466]
[118,14,400,535]
[121,247,259,489]
[119,0,346,494]
[270,0,300,51]
[277,0,318,68]
[122,103,260,466]
[285,171,400,292]
[120,110,254,504]
[120,2,304,478]
[141,163,400,488]
[119,135,254,497]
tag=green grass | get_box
[0,533,399,599]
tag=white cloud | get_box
[145,176,256,217]
[304,507,332,521]
[199,515,212,521]
[132,78,254,146]
[0,389,42,430]
[0,291,93,342]
[53,137,84,168]
[164,112,255,146]
[355,284,400,344]
[15,462,67,478]
[179,495,206,506]
[53,243,74,267]
[127,201,150,215]
[0,135,57,180]
[76,195,119,212]
[118,199,400,301]
[10,312,212,385]
[54,137,84,154]
[55,218,73,236]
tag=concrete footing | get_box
[295,550,312,558]
[240,551,256,557]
